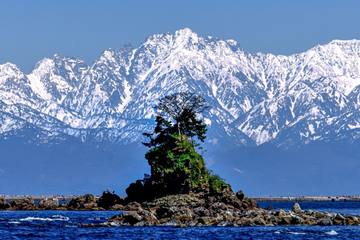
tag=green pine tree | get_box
[126,92,230,202]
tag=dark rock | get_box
[193,206,210,217]
[110,204,124,210]
[275,209,287,217]
[210,202,228,212]
[67,194,98,210]
[124,201,143,211]
[291,215,304,225]
[0,197,6,209]
[139,210,159,225]
[98,191,123,210]
[235,190,245,201]
[333,213,346,225]
[346,216,359,225]
[155,206,175,219]
[119,211,143,225]
[0,197,10,209]
[279,215,292,225]
[197,216,213,225]
[240,198,257,210]
[10,198,36,210]
[317,217,333,226]
[252,216,267,225]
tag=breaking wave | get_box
[19,215,69,222]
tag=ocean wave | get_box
[8,221,20,224]
[289,231,306,235]
[52,215,70,221]
[325,230,338,235]
[109,222,121,226]
[19,215,69,222]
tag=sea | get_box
[0,201,360,239]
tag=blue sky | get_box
[1,0,360,72]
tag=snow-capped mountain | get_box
[1,28,360,147]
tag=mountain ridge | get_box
[1,28,360,147]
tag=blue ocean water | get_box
[258,200,360,215]
[0,201,359,239]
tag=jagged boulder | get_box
[9,198,36,210]
[292,202,302,213]
[97,191,124,210]
[67,194,98,210]
[38,198,59,210]
[0,197,8,209]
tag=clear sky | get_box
[1,0,360,72]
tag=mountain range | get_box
[1,28,360,195]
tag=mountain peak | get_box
[174,28,200,45]
[175,28,197,37]
[99,49,118,63]
[33,58,55,72]
[0,63,24,79]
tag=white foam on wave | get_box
[325,230,338,235]
[51,215,70,221]
[109,222,120,226]
[8,221,20,224]
[289,232,306,235]
[19,215,69,222]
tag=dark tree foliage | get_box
[126,92,230,202]
[143,92,208,148]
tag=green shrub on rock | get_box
[208,173,231,194]
[125,92,230,202]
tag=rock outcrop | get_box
[292,202,302,213]
[38,198,62,210]
[67,194,100,210]
[8,198,37,210]
[97,191,124,210]
[0,192,125,210]
[107,196,360,227]
[0,197,9,209]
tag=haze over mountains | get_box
[1,28,360,195]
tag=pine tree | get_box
[143,91,208,148]
[126,92,230,202]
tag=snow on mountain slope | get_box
[1,28,360,147]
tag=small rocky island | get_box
[105,92,360,227]
[107,194,360,227]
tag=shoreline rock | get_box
[107,194,360,227]
[0,191,125,211]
